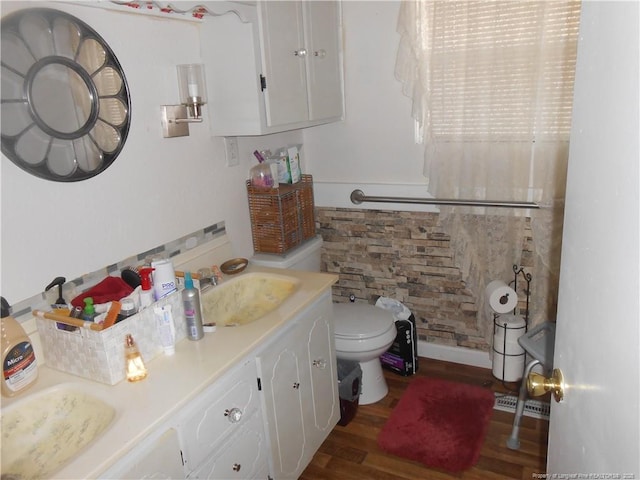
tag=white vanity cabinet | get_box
[201,0,344,136]
[256,291,340,479]
[180,357,268,479]
[99,428,184,480]
[98,283,339,480]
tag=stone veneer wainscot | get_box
[317,208,534,352]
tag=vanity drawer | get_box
[186,410,269,480]
[179,358,261,471]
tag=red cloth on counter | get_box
[71,276,134,308]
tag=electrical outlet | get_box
[224,137,239,166]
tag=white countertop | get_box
[2,266,338,479]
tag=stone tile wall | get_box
[317,208,534,352]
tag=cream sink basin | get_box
[1,383,116,480]
[202,272,300,326]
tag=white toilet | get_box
[251,236,397,405]
[332,303,396,404]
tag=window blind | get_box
[428,1,581,140]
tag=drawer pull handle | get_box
[313,359,327,369]
[293,382,300,390]
[232,463,241,472]
[224,408,243,423]
[294,48,307,57]
[314,49,327,58]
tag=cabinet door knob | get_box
[232,463,241,472]
[313,358,327,369]
[293,382,300,389]
[294,48,307,57]
[314,49,327,58]
[224,407,243,423]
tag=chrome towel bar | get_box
[349,189,539,209]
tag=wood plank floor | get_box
[300,358,549,480]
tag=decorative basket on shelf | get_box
[246,174,316,254]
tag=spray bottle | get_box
[182,272,204,341]
[139,267,155,310]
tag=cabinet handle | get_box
[293,382,300,389]
[232,463,241,472]
[293,48,307,57]
[314,49,327,58]
[313,358,327,369]
[224,408,243,423]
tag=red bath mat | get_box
[377,377,495,473]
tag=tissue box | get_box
[36,290,186,385]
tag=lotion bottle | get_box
[1,297,38,397]
[182,272,204,341]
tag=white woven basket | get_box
[36,290,186,385]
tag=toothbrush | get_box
[253,150,265,163]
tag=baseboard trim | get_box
[418,340,492,369]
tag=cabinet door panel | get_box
[187,412,268,480]
[256,338,306,478]
[304,1,344,121]
[181,360,259,471]
[259,1,308,126]
[306,310,340,432]
[102,428,184,480]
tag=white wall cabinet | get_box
[256,291,340,480]
[201,1,344,136]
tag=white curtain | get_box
[395,1,581,335]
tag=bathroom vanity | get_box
[1,265,339,480]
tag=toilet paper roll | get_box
[493,315,526,355]
[492,350,525,382]
[485,280,518,314]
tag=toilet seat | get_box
[333,303,395,339]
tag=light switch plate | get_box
[224,137,239,166]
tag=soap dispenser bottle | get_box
[1,297,38,397]
[182,272,204,341]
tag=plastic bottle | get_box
[138,267,155,310]
[151,259,177,301]
[82,297,97,322]
[117,298,137,323]
[155,305,176,355]
[182,272,204,341]
[124,334,148,382]
[1,297,38,397]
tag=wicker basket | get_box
[247,175,316,254]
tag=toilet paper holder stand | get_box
[492,264,532,384]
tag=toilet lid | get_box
[333,303,395,339]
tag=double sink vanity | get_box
[1,265,340,480]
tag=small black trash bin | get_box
[337,359,362,426]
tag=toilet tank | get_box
[250,236,323,272]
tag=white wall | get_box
[304,1,428,209]
[1,1,417,305]
[0,1,302,304]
